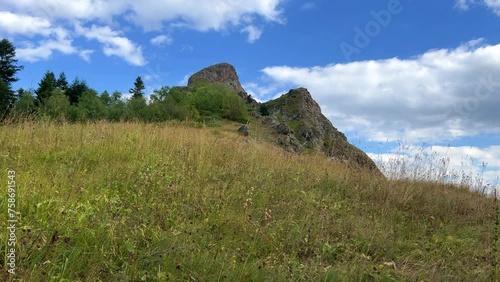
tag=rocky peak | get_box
[263,88,381,173]
[188,63,258,105]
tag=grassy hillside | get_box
[0,121,498,281]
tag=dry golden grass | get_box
[0,121,498,281]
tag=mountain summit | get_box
[188,63,258,105]
[263,88,380,172]
[188,63,380,174]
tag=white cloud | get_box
[79,49,95,62]
[0,11,52,36]
[243,82,287,102]
[150,34,173,46]
[16,27,78,62]
[126,0,285,31]
[2,0,127,22]
[2,0,285,31]
[241,25,263,43]
[455,0,500,15]
[75,24,147,66]
[257,39,500,143]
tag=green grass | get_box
[0,121,498,281]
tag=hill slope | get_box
[0,122,497,281]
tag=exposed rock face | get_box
[263,88,381,173]
[238,125,249,136]
[188,63,259,106]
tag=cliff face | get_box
[263,88,380,173]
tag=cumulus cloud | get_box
[241,25,263,43]
[2,0,285,31]
[126,0,285,31]
[16,27,78,62]
[2,0,127,23]
[75,24,147,66]
[257,39,500,143]
[0,11,77,62]
[150,34,173,46]
[0,11,52,36]
[455,0,500,15]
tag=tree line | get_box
[0,38,251,123]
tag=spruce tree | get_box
[0,39,23,119]
[35,71,57,105]
[66,77,88,105]
[56,72,69,91]
[129,76,145,99]
[0,39,23,85]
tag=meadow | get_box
[0,121,498,281]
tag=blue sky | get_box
[1,0,499,190]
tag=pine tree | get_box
[129,76,145,99]
[0,39,23,85]
[66,77,88,105]
[35,71,57,105]
[56,72,69,91]
[0,39,23,119]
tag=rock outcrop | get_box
[188,63,259,106]
[263,88,380,173]
[238,125,249,136]
[187,62,380,174]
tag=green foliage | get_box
[129,76,145,99]
[35,71,57,105]
[13,89,36,116]
[150,86,170,103]
[74,89,108,121]
[149,95,193,122]
[107,91,125,122]
[100,90,111,107]
[259,104,270,116]
[124,96,148,121]
[124,85,197,122]
[191,82,249,122]
[40,89,70,121]
[169,86,190,104]
[66,77,88,105]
